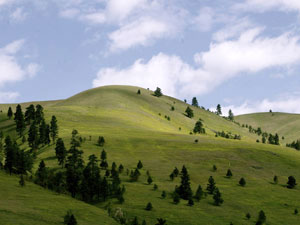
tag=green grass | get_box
[0,85,300,225]
[236,112,300,143]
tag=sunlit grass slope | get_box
[0,85,299,225]
[236,112,300,143]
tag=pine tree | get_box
[145,202,153,211]
[25,104,35,125]
[193,120,206,134]
[213,165,217,172]
[132,217,139,225]
[213,188,224,206]
[4,136,15,174]
[154,87,163,97]
[192,97,198,107]
[64,210,77,225]
[35,104,44,125]
[294,208,298,215]
[185,106,194,118]
[137,89,141,95]
[256,210,266,225]
[16,149,33,175]
[194,185,203,201]
[173,192,180,204]
[173,167,179,177]
[239,178,246,187]
[19,174,25,187]
[226,169,233,178]
[39,119,47,145]
[55,138,67,167]
[156,218,167,225]
[153,184,158,190]
[274,133,280,145]
[28,122,39,150]
[216,104,222,116]
[97,136,105,146]
[147,176,153,185]
[207,176,216,194]
[137,160,143,169]
[287,176,297,189]
[161,190,166,199]
[246,213,251,220]
[170,172,175,181]
[228,109,234,121]
[7,107,13,119]
[273,175,278,184]
[35,160,48,187]
[50,115,58,143]
[14,104,25,137]
[177,165,193,200]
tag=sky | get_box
[1,0,300,115]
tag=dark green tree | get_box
[145,202,153,211]
[25,104,35,125]
[228,109,234,121]
[154,87,163,97]
[246,213,251,220]
[287,176,297,189]
[192,97,198,107]
[137,89,141,95]
[4,136,16,174]
[16,149,33,175]
[156,218,167,225]
[64,210,77,225]
[226,169,233,178]
[273,175,278,184]
[39,119,47,145]
[185,106,194,118]
[7,107,13,119]
[35,160,48,187]
[274,133,280,145]
[207,176,216,194]
[55,138,67,167]
[194,185,203,201]
[176,165,192,200]
[216,104,222,116]
[137,160,143,169]
[213,188,224,206]
[256,210,266,225]
[239,178,246,187]
[50,115,58,143]
[193,120,205,134]
[35,104,44,125]
[173,167,179,177]
[130,168,141,182]
[14,104,25,137]
[295,209,298,215]
[97,136,105,146]
[28,122,39,150]
[173,192,180,204]
[161,190,166,199]
[147,176,153,185]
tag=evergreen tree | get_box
[50,115,58,143]
[226,169,233,178]
[132,217,139,225]
[213,188,224,206]
[101,149,107,161]
[161,190,166,199]
[256,210,266,225]
[173,192,180,204]
[185,106,194,118]
[153,184,158,190]
[137,89,141,95]
[193,120,206,134]
[228,109,234,121]
[19,174,25,187]
[176,165,192,200]
[156,218,167,225]
[239,178,246,187]
[16,149,33,175]
[294,209,298,215]
[154,87,163,97]
[130,168,141,182]
[137,160,143,169]
[145,202,153,211]
[35,104,44,125]
[216,104,222,116]
[70,130,81,148]
[55,138,67,167]
[274,133,280,145]
[35,160,48,187]
[25,104,35,125]
[64,210,77,225]
[28,122,39,150]
[207,176,216,194]
[147,176,153,185]
[4,136,15,174]
[173,167,179,177]
[169,172,175,181]
[188,198,194,206]
[97,136,105,146]
[194,185,203,201]
[273,175,278,184]
[213,165,217,172]
[14,104,25,137]
[192,97,198,107]
[246,213,251,220]
[7,107,13,119]
[39,119,47,145]
[118,164,124,173]
[287,176,297,189]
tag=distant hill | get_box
[236,112,300,143]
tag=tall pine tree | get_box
[14,105,25,137]
[176,165,193,200]
[50,115,58,143]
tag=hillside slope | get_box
[236,112,300,143]
[0,86,299,225]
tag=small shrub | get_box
[145,202,153,211]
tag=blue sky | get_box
[1,0,300,115]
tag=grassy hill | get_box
[0,85,300,225]
[236,112,300,144]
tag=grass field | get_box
[0,85,300,225]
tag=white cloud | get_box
[80,12,106,24]
[222,95,300,115]
[10,7,27,22]
[93,28,300,98]
[0,91,19,103]
[0,0,15,7]
[235,0,300,13]
[108,17,170,52]
[59,8,80,19]
[0,40,40,87]
[192,7,214,32]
